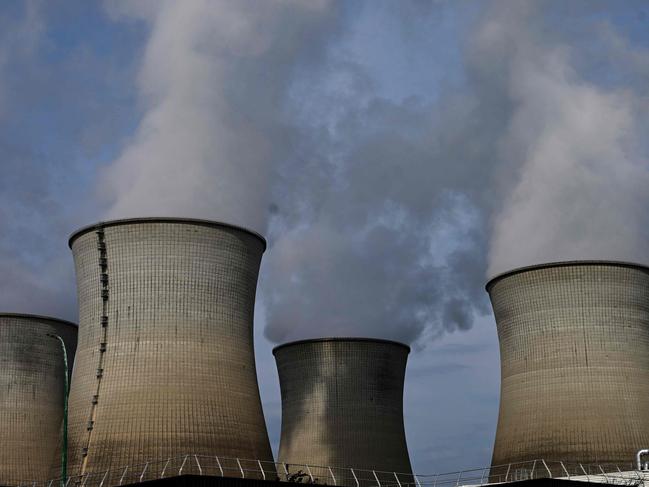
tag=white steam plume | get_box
[99,1,649,346]
[101,0,338,233]
[480,2,649,276]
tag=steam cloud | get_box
[482,2,649,276]
[266,1,649,343]
[4,2,646,344]
[101,0,340,232]
[98,1,649,346]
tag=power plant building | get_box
[11,220,649,487]
[0,313,77,485]
[66,218,273,481]
[487,261,649,471]
[274,338,413,484]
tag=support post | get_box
[373,470,381,487]
[328,466,337,486]
[47,334,69,487]
[351,468,360,487]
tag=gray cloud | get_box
[0,1,140,321]
[0,2,71,318]
[0,1,42,116]
[264,0,649,344]
[96,1,649,347]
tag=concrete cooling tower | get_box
[273,338,412,485]
[67,218,273,480]
[0,313,77,485]
[488,261,649,471]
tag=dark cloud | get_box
[263,0,649,345]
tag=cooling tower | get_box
[0,313,77,485]
[274,338,412,484]
[67,218,273,479]
[488,261,649,470]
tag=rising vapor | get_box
[96,0,649,346]
[480,2,649,277]
[101,0,340,232]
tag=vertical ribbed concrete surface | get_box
[67,218,273,478]
[274,338,412,483]
[488,261,649,470]
[0,314,77,485]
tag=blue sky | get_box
[1,0,649,474]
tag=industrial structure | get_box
[273,338,413,484]
[0,313,77,485]
[66,218,273,480]
[487,261,649,472]
[7,215,649,487]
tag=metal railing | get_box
[12,456,649,487]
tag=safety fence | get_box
[14,456,649,487]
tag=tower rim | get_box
[272,336,410,355]
[0,313,77,328]
[68,217,267,251]
[486,259,649,293]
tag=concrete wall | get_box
[274,338,412,482]
[0,313,77,484]
[67,218,273,477]
[488,261,649,469]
